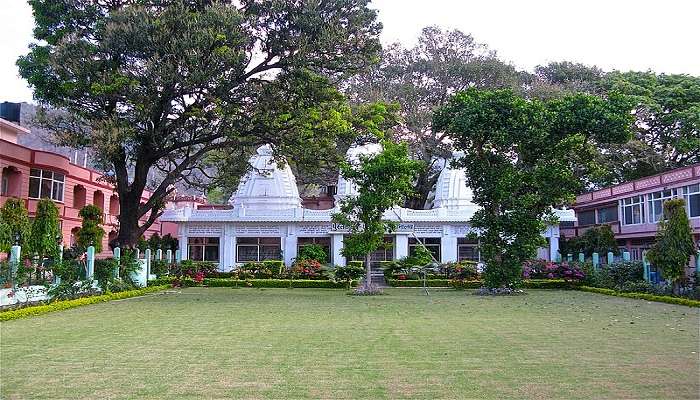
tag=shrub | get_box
[75,204,105,253]
[202,278,351,289]
[150,259,170,276]
[593,261,644,289]
[291,259,324,279]
[329,264,365,289]
[296,244,327,263]
[0,285,171,321]
[237,261,284,279]
[522,259,585,281]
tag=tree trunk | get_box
[365,253,372,288]
[116,207,143,249]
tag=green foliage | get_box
[332,140,423,289]
[579,286,700,308]
[329,265,366,289]
[591,261,645,289]
[402,245,434,268]
[647,198,696,289]
[76,204,105,253]
[596,72,700,183]
[0,285,170,321]
[19,0,382,247]
[202,278,352,289]
[0,198,31,254]
[433,88,634,288]
[561,225,619,257]
[28,198,61,261]
[296,244,327,263]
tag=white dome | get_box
[335,143,382,200]
[231,145,302,210]
[433,153,475,209]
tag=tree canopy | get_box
[0,199,32,254]
[28,198,61,262]
[433,88,634,288]
[19,0,383,246]
[344,26,524,209]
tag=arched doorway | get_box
[93,190,104,211]
[1,166,22,197]
[73,185,86,208]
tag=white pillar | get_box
[86,245,95,279]
[331,234,345,267]
[284,234,298,267]
[441,236,458,263]
[156,248,163,261]
[178,234,188,260]
[166,249,172,264]
[549,226,560,262]
[395,234,409,261]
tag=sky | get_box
[1,0,699,103]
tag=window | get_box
[236,237,281,262]
[458,238,479,262]
[577,210,596,226]
[1,175,7,196]
[597,205,618,223]
[28,168,64,202]
[409,237,440,261]
[683,184,700,218]
[648,189,678,222]
[622,195,644,225]
[188,237,220,262]
[297,237,331,262]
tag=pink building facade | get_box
[562,164,700,268]
[1,117,170,258]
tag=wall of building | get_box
[1,138,165,258]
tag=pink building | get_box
[563,164,700,265]
[1,117,169,258]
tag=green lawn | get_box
[1,288,698,399]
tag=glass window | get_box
[188,237,219,262]
[577,210,596,226]
[622,195,645,225]
[597,205,618,223]
[409,237,440,261]
[647,189,678,222]
[457,238,479,262]
[683,184,700,218]
[236,237,281,262]
[28,168,65,201]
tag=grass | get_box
[1,288,698,399]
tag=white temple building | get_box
[161,144,576,271]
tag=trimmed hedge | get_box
[202,278,353,289]
[0,285,171,322]
[389,279,452,287]
[524,279,579,289]
[578,286,700,307]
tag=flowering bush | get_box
[522,259,585,281]
[291,259,324,279]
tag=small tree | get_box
[647,198,696,294]
[28,199,61,278]
[76,205,105,253]
[333,140,423,293]
[0,198,31,255]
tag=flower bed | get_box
[0,285,171,321]
[203,278,353,289]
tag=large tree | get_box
[333,140,422,292]
[598,72,700,183]
[18,0,382,246]
[345,26,524,209]
[433,88,634,289]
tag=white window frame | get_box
[236,237,282,263]
[647,189,678,223]
[621,195,645,226]
[187,237,220,262]
[683,184,700,219]
[28,168,65,202]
